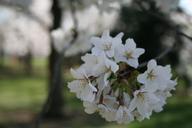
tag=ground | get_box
[0,58,192,128]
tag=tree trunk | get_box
[0,49,4,68]
[23,49,32,75]
[42,0,64,118]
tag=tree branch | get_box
[0,1,49,30]
[135,0,192,42]
[138,44,175,68]
[60,0,79,54]
[120,0,189,76]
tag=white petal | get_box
[70,68,84,79]
[104,72,111,85]
[127,59,139,68]
[114,55,127,63]
[129,98,137,112]
[81,83,97,102]
[67,80,81,93]
[97,75,106,91]
[167,79,177,90]
[113,33,124,47]
[115,32,124,39]
[83,101,98,114]
[124,109,134,123]
[103,95,117,109]
[90,37,101,45]
[147,92,160,104]
[102,30,110,38]
[157,66,172,80]
[123,93,131,106]
[106,49,114,58]
[137,73,147,84]
[147,59,157,70]
[116,106,124,120]
[91,47,103,56]
[137,101,150,118]
[92,62,108,76]
[81,54,95,64]
[114,44,125,61]
[133,48,145,58]
[143,82,159,92]
[105,58,119,73]
[125,38,136,50]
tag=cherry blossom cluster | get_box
[68,30,177,124]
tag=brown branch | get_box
[138,45,175,69]
[177,31,192,41]
[60,0,79,54]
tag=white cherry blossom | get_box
[98,104,117,122]
[97,94,119,121]
[91,30,123,58]
[95,72,112,92]
[129,89,160,119]
[67,30,177,124]
[68,68,97,102]
[137,59,175,92]
[81,53,119,77]
[115,38,145,68]
[116,106,134,124]
[83,101,98,114]
[152,80,177,112]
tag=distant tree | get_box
[0,34,4,68]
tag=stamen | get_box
[124,51,133,59]
[103,43,112,51]
[147,70,156,80]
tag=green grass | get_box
[0,58,192,128]
[0,76,46,112]
[0,58,47,112]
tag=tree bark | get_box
[42,0,64,118]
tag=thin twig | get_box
[138,45,174,68]
[119,44,175,77]
[177,31,192,41]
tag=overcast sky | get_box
[179,0,192,15]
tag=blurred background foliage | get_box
[0,0,192,128]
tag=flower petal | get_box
[147,59,157,70]
[133,48,145,58]
[102,30,110,38]
[83,101,98,114]
[91,47,103,56]
[137,73,147,84]
[70,68,84,79]
[127,59,139,68]
[125,38,136,50]
[105,58,119,73]
[90,37,101,46]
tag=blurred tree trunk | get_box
[0,37,4,68]
[0,49,4,68]
[23,48,32,75]
[43,0,64,118]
